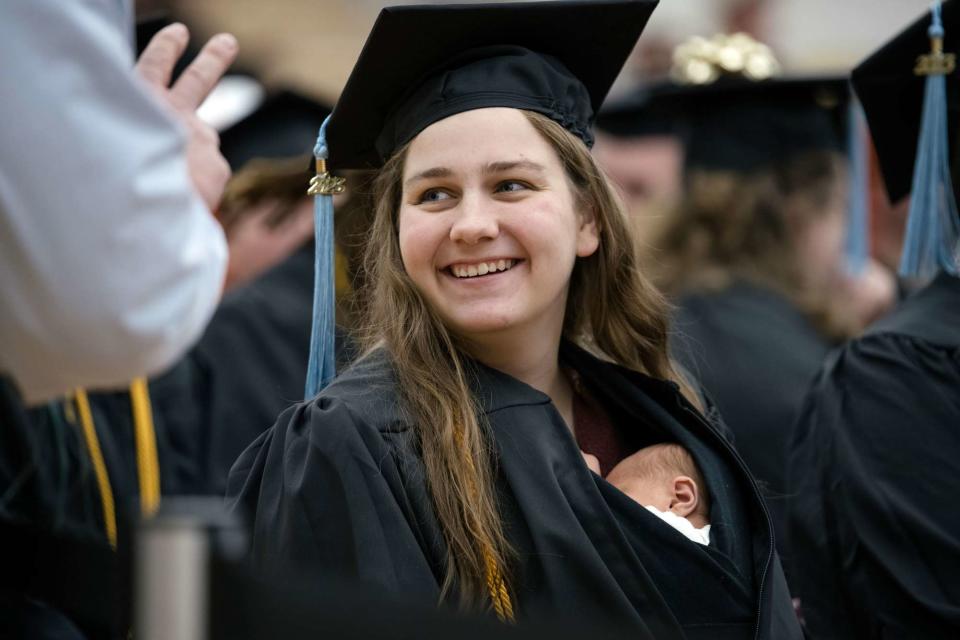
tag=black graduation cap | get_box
[595,81,689,139]
[852,0,960,203]
[667,76,851,173]
[220,90,332,170]
[854,0,960,278]
[324,0,659,170]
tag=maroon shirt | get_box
[571,376,633,476]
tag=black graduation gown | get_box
[227,343,802,639]
[3,386,166,546]
[0,242,321,638]
[1,239,331,535]
[786,272,960,639]
[154,240,316,495]
[0,238,316,523]
[0,377,127,640]
[671,280,833,562]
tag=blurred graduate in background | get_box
[788,2,960,636]
[593,83,687,246]
[636,33,897,565]
[71,74,364,505]
[161,87,366,496]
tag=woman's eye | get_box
[417,189,452,204]
[495,181,529,194]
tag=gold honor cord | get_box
[73,389,118,549]
[454,429,515,622]
[484,546,515,622]
[915,25,956,76]
[130,377,160,517]
[72,379,162,548]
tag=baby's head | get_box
[606,443,710,528]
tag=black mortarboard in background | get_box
[853,0,960,203]
[596,82,689,139]
[220,91,332,170]
[854,0,959,278]
[324,0,658,170]
[666,76,851,174]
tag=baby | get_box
[584,443,712,545]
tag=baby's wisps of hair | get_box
[585,443,711,544]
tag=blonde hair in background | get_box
[356,110,701,613]
[217,156,312,234]
[652,151,858,340]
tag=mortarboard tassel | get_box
[845,99,871,275]
[305,117,345,399]
[899,0,960,278]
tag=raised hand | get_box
[136,24,239,210]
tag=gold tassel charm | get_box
[915,32,956,76]
[916,4,955,77]
[307,158,346,196]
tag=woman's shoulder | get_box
[227,350,407,492]
[301,348,409,435]
[224,352,416,531]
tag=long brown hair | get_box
[356,110,698,613]
[653,151,856,339]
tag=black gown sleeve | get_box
[226,398,442,602]
[786,333,960,639]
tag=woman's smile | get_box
[446,258,522,279]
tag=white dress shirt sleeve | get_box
[0,0,228,404]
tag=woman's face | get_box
[398,108,599,343]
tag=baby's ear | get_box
[669,475,699,518]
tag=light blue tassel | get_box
[304,115,338,399]
[899,1,960,278]
[845,99,870,275]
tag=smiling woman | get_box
[398,108,596,346]
[226,2,802,638]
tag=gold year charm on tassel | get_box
[915,33,956,76]
[308,158,347,196]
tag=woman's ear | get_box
[576,206,600,257]
[668,475,699,518]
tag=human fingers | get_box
[183,116,231,210]
[169,33,238,111]
[135,23,190,89]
